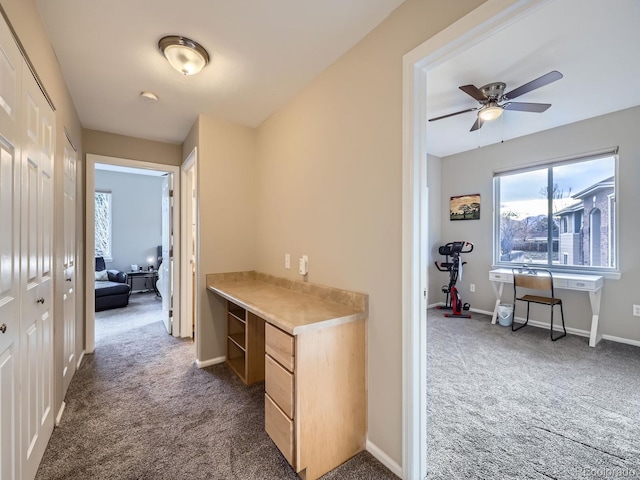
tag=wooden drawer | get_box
[265,393,294,466]
[265,323,294,371]
[265,354,294,418]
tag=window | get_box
[95,190,112,260]
[495,154,616,271]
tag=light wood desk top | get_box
[207,272,367,335]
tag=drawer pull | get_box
[576,282,585,287]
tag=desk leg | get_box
[588,290,603,347]
[490,281,504,325]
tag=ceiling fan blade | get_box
[504,71,563,100]
[428,107,479,122]
[503,102,551,113]
[459,84,487,101]
[470,116,484,132]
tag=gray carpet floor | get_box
[427,308,640,480]
[35,293,397,480]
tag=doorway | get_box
[401,1,545,478]
[85,154,181,353]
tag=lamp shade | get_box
[159,36,209,76]
[478,104,503,122]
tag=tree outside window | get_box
[95,191,112,260]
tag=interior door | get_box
[62,139,76,395]
[160,174,173,334]
[20,63,55,480]
[0,14,22,479]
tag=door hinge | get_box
[169,190,174,197]
[423,288,427,299]
[169,309,173,318]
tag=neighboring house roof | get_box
[555,176,615,216]
[572,176,615,199]
[556,201,583,216]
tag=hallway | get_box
[36,294,395,479]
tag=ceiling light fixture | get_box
[158,35,209,76]
[478,102,503,122]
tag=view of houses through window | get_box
[95,190,112,260]
[495,154,616,270]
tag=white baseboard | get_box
[469,307,494,316]
[601,334,640,348]
[366,439,403,478]
[76,350,85,369]
[55,401,66,426]
[428,303,494,317]
[430,304,640,347]
[513,316,590,337]
[195,356,226,368]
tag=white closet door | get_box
[62,139,76,395]
[20,62,55,480]
[0,14,22,480]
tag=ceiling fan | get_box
[428,70,563,131]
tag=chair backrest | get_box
[512,268,554,295]
[95,256,106,272]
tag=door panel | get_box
[160,175,173,334]
[62,141,76,393]
[0,14,20,480]
[0,347,18,480]
[20,64,54,480]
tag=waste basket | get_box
[497,304,513,326]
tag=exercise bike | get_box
[434,241,474,318]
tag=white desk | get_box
[489,268,604,347]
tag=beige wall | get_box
[252,0,485,465]
[2,0,85,419]
[83,128,182,166]
[440,106,640,342]
[186,116,257,363]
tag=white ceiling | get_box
[426,0,640,158]
[35,0,405,144]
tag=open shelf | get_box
[225,301,265,385]
[229,332,245,350]
[228,302,246,323]
[227,338,246,381]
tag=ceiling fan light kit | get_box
[478,103,503,121]
[159,35,209,75]
[429,70,563,132]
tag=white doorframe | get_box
[401,0,546,477]
[180,148,197,338]
[85,153,181,353]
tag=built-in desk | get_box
[206,271,368,480]
[489,268,604,346]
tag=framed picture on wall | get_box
[450,194,480,221]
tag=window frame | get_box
[94,189,113,262]
[493,150,619,276]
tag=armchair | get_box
[95,257,131,311]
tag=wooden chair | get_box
[511,268,566,341]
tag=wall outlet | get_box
[284,253,290,269]
[470,284,475,293]
[299,255,308,275]
[633,305,640,317]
